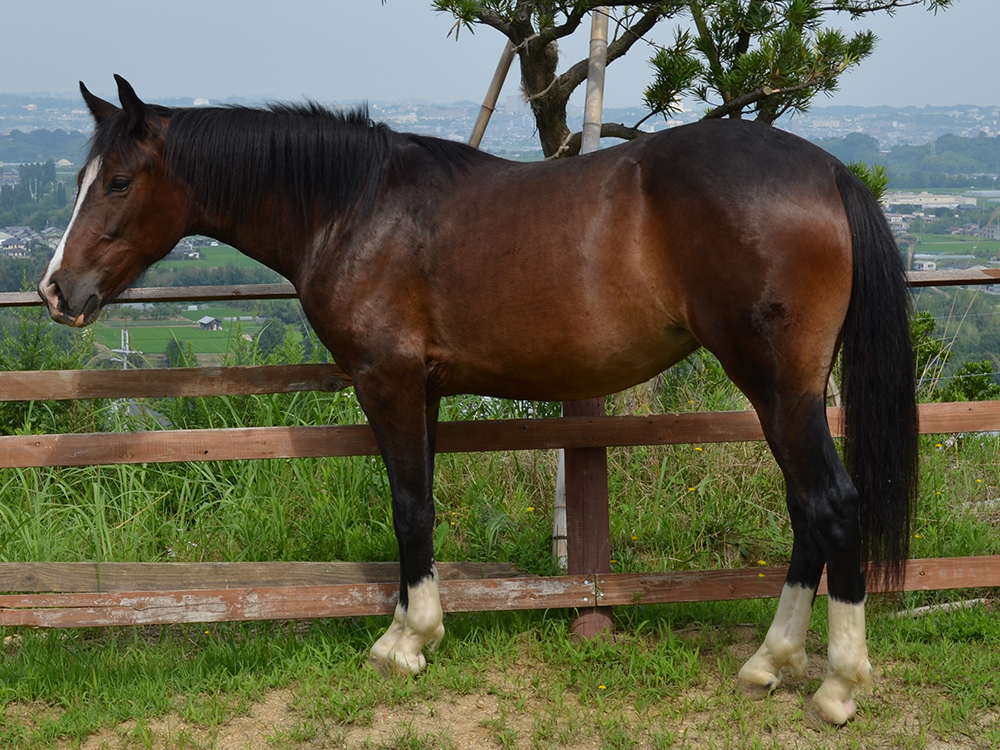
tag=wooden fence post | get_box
[563,6,613,641]
[563,398,612,639]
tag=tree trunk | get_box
[518,38,574,158]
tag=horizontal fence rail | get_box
[0,402,996,469]
[0,364,350,401]
[1,268,996,310]
[2,557,998,628]
[0,269,997,627]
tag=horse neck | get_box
[191,205,314,282]
[172,111,392,283]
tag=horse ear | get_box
[114,74,148,136]
[79,82,119,124]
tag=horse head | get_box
[39,75,190,327]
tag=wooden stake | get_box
[468,41,515,149]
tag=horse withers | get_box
[39,76,917,725]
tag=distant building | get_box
[882,192,977,210]
[198,316,222,331]
[0,237,30,258]
[884,213,910,233]
[982,225,1000,240]
[166,240,201,260]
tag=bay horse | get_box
[40,76,917,725]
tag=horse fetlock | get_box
[424,622,446,653]
[737,647,784,699]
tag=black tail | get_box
[836,164,918,592]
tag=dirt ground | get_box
[51,626,990,750]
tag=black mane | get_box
[88,100,481,228]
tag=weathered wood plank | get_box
[1,402,997,469]
[0,365,350,401]
[907,268,1000,288]
[873,556,1000,593]
[596,567,787,605]
[0,561,527,593]
[597,556,1000,605]
[0,425,379,467]
[439,575,596,613]
[0,584,400,626]
[2,559,995,628]
[0,284,298,308]
[0,576,595,627]
[914,400,1000,435]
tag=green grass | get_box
[1,599,998,748]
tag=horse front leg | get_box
[358,379,444,675]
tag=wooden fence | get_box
[1,268,999,628]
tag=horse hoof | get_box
[366,652,395,677]
[737,676,776,701]
[809,694,856,726]
[367,648,427,677]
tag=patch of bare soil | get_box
[72,690,298,750]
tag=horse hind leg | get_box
[737,486,821,698]
[738,398,871,724]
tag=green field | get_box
[153,243,269,271]
[915,232,1000,259]
[94,319,264,359]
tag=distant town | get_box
[2,91,998,160]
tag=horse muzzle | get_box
[38,275,102,328]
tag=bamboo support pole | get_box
[468,41,516,149]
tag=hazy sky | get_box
[2,0,995,110]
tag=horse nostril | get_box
[40,278,66,314]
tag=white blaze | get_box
[40,157,102,292]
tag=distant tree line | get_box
[817,132,1000,189]
[0,159,71,229]
[0,128,89,164]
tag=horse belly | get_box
[437,302,700,402]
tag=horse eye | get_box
[109,176,131,193]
